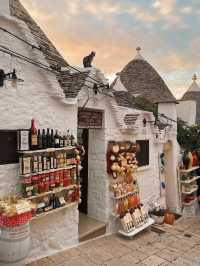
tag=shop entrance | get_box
[77,108,106,242]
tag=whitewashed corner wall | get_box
[0,16,79,261]
[176,100,196,125]
[81,95,165,232]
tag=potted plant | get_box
[149,205,165,224]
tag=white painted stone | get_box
[0,15,78,262]
[177,100,196,125]
[0,0,10,16]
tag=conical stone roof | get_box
[5,0,90,98]
[181,74,200,123]
[118,47,177,104]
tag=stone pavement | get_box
[27,216,200,266]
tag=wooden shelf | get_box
[181,176,200,184]
[25,184,79,200]
[31,201,79,221]
[118,217,154,237]
[180,166,200,173]
[111,191,139,200]
[18,146,75,154]
[20,165,76,177]
[183,198,197,206]
[181,187,198,195]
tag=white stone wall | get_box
[177,100,196,125]
[78,88,165,231]
[0,15,79,260]
[0,0,10,16]
[26,205,79,263]
[158,103,180,212]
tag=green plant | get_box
[177,119,200,151]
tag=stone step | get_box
[78,213,106,242]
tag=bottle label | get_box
[23,157,31,174]
[32,134,38,146]
[43,157,47,170]
[50,157,54,169]
[55,138,59,144]
[54,158,57,168]
[19,131,29,151]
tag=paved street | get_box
[27,217,200,266]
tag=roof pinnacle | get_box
[192,74,197,82]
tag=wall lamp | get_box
[0,68,24,87]
[93,83,110,95]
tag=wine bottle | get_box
[54,130,60,148]
[66,130,71,146]
[70,134,75,146]
[50,129,55,148]
[30,119,38,150]
[46,128,50,148]
[60,133,64,148]
[42,153,47,171]
[42,129,47,149]
[37,129,43,150]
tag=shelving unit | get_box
[110,190,138,200]
[179,166,199,216]
[19,165,76,178]
[183,198,197,206]
[180,166,199,173]
[181,187,198,195]
[18,145,81,219]
[18,146,75,154]
[118,217,154,237]
[181,176,200,184]
[31,201,79,221]
[25,184,79,200]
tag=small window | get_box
[136,140,149,167]
[0,130,18,165]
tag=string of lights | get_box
[0,27,177,125]
[0,44,176,126]
[0,45,55,73]
[0,27,105,87]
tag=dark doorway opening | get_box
[78,128,89,214]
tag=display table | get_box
[118,218,154,238]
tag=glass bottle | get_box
[30,119,38,150]
[54,130,60,148]
[37,129,43,150]
[42,129,47,149]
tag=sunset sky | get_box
[21,0,200,99]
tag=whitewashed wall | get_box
[177,100,196,125]
[0,15,78,261]
[78,86,165,232]
[158,103,180,212]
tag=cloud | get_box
[180,6,193,14]
[153,0,176,15]
[19,0,199,98]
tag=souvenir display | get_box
[179,164,200,216]
[107,141,152,235]
[120,204,149,232]
[0,196,32,227]
[16,120,83,219]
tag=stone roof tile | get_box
[119,57,177,104]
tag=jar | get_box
[50,179,55,190]
[44,181,50,192]
[38,182,45,194]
